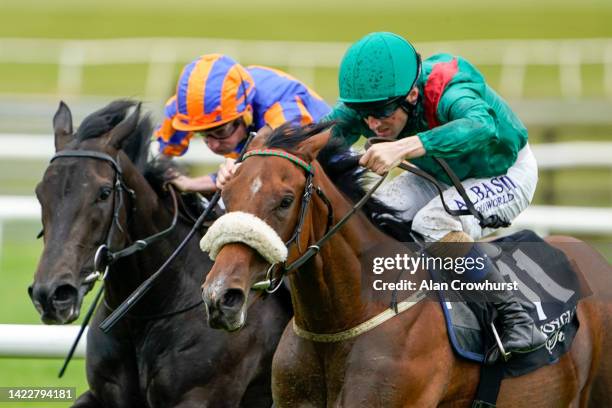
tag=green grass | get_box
[581,64,606,98]
[0,64,59,95]
[0,161,46,196]
[1,240,43,324]
[2,1,612,41]
[81,64,150,96]
[2,1,612,100]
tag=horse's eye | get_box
[279,196,294,209]
[98,187,113,201]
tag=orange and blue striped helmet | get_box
[172,54,255,131]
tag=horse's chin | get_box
[209,318,245,332]
[205,301,248,332]
[225,312,247,332]
[40,302,80,325]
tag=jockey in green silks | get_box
[327,32,547,363]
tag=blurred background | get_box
[1,0,611,403]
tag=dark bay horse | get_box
[201,123,612,407]
[29,100,290,407]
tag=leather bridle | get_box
[50,150,179,282]
[241,149,386,293]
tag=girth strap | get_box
[292,290,427,342]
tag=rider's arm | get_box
[416,86,499,159]
[171,174,217,193]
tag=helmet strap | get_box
[398,93,421,136]
[242,105,254,127]
[399,94,419,119]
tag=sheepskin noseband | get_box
[200,211,288,264]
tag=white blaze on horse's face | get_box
[250,176,262,195]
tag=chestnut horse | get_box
[29,100,290,407]
[201,123,612,407]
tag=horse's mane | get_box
[77,100,137,142]
[264,122,401,230]
[76,99,186,195]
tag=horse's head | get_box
[29,100,145,324]
[201,123,332,331]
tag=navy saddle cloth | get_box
[433,230,584,377]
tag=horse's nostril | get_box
[53,284,77,303]
[221,289,245,310]
[27,285,34,299]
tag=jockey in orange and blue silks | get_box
[156,54,330,192]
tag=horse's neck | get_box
[122,161,169,243]
[289,169,398,334]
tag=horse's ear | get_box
[108,103,141,149]
[295,129,331,163]
[53,101,73,151]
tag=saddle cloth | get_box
[433,230,585,377]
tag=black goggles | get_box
[195,119,240,140]
[345,94,407,120]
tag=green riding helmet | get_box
[339,32,420,103]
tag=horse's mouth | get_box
[207,310,246,332]
[34,279,92,325]
[39,296,80,324]
[203,291,249,332]
[41,303,79,324]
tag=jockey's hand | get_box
[216,158,241,190]
[170,174,217,193]
[359,136,426,175]
[170,175,196,192]
[163,167,182,181]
